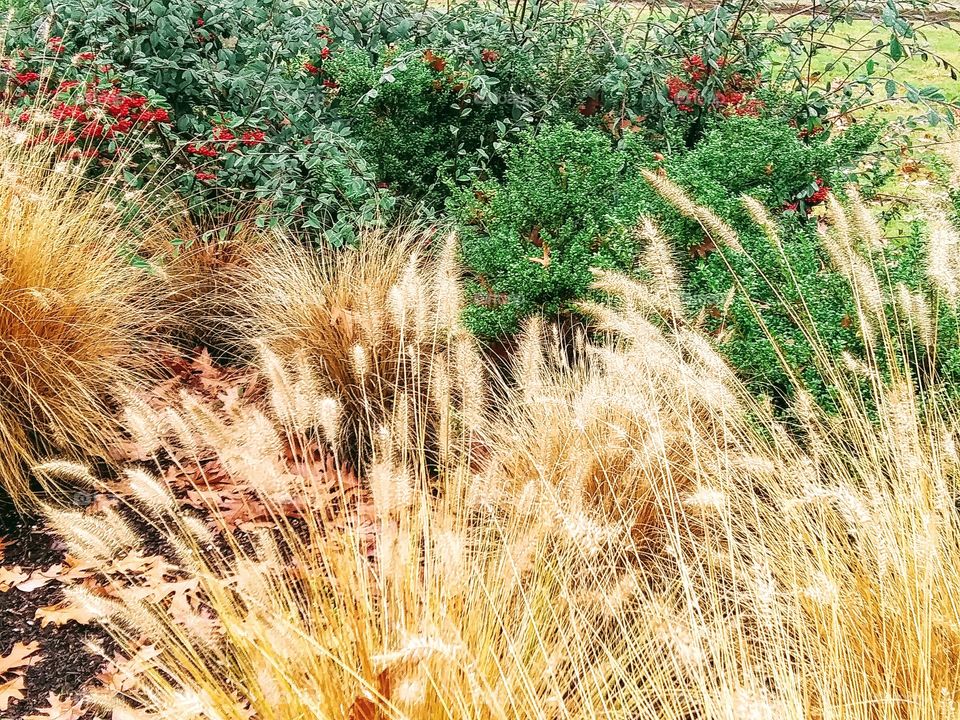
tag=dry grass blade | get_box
[226,227,479,469]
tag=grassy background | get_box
[799,19,960,100]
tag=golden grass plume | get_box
[225,226,474,467]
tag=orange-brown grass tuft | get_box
[0,145,160,507]
[143,220,269,355]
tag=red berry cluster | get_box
[679,54,721,82]
[184,122,268,183]
[808,176,830,204]
[735,97,765,118]
[13,71,39,86]
[666,54,762,117]
[303,26,337,89]
[421,50,469,96]
[7,69,171,160]
[242,129,266,146]
[422,49,446,73]
[790,119,826,140]
[185,142,220,158]
[784,176,830,214]
[98,86,169,123]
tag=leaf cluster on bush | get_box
[0,0,949,242]
[2,0,389,244]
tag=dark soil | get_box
[0,510,116,719]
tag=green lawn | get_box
[896,22,960,97]
[770,18,960,105]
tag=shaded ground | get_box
[0,513,115,718]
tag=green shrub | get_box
[321,0,646,208]
[4,0,390,244]
[453,123,645,337]
[330,45,506,205]
[662,116,879,403]
[456,114,889,405]
[2,0,945,242]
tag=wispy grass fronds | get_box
[642,168,742,252]
[50,205,960,719]
[144,221,269,354]
[228,227,480,468]
[925,201,960,305]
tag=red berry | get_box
[51,130,76,145]
[241,129,266,146]
[80,122,106,139]
[14,71,39,86]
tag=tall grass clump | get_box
[0,142,161,508]
[225,227,471,468]
[142,221,269,356]
[48,195,960,718]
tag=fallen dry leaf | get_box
[15,571,54,593]
[0,566,29,592]
[106,438,155,463]
[689,236,718,259]
[0,675,25,711]
[35,600,97,628]
[349,669,392,720]
[55,556,99,583]
[0,641,42,675]
[900,158,922,174]
[95,646,159,694]
[24,692,86,720]
[0,559,96,594]
[527,241,551,268]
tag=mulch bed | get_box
[0,347,276,718]
[0,512,116,719]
